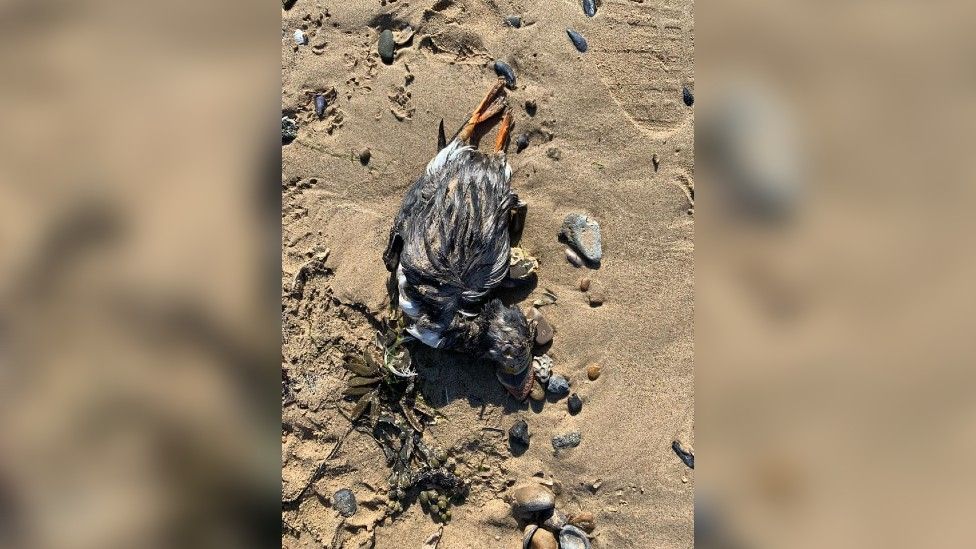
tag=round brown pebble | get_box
[529,528,558,549]
[568,511,596,533]
[586,364,602,381]
[578,277,591,292]
[512,484,556,515]
[587,291,605,307]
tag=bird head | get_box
[481,299,534,397]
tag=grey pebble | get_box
[547,374,570,396]
[527,307,553,346]
[293,29,307,46]
[378,29,395,64]
[281,116,298,144]
[505,15,522,28]
[494,59,516,88]
[512,484,556,514]
[559,524,592,549]
[516,133,530,153]
[559,213,602,264]
[567,29,588,53]
[683,86,694,106]
[552,431,582,451]
[509,419,530,447]
[567,393,582,415]
[359,148,371,165]
[332,488,357,517]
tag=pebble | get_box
[566,29,588,53]
[586,363,602,381]
[533,354,553,384]
[683,86,694,106]
[568,511,596,533]
[560,213,603,264]
[283,0,297,9]
[529,528,558,549]
[281,116,298,144]
[547,374,570,396]
[578,277,591,292]
[293,29,307,46]
[527,307,553,346]
[314,94,327,118]
[512,484,556,515]
[559,525,592,549]
[582,0,597,17]
[359,148,371,165]
[525,99,537,116]
[529,380,546,401]
[588,479,602,493]
[378,29,395,64]
[509,419,530,447]
[567,393,582,415]
[542,509,568,532]
[551,431,581,451]
[332,488,357,517]
[587,291,605,307]
[565,247,583,267]
[494,59,516,88]
[516,133,530,153]
[505,15,522,28]
[652,153,660,171]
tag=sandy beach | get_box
[282,1,694,547]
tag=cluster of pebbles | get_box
[511,484,594,549]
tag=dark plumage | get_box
[383,81,534,398]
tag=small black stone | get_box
[509,419,530,447]
[516,133,530,153]
[359,148,371,165]
[567,393,583,415]
[283,0,297,10]
[567,29,588,53]
[378,30,395,65]
[582,0,597,17]
[332,488,357,516]
[505,15,522,28]
[682,86,694,106]
[282,116,298,144]
[524,99,537,116]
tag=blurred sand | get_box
[281,1,694,547]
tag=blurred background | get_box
[0,0,279,548]
[697,0,976,548]
[1,0,974,548]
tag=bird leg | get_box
[494,111,513,153]
[458,79,507,142]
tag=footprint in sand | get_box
[591,0,694,138]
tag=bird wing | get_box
[399,149,516,324]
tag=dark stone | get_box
[559,213,603,264]
[552,431,582,451]
[547,375,570,396]
[332,488,357,516]
[567,393,582,415]
[505,15,522,28]
[359,148,371,165]
[494,59,516,88]
[283,0,297,9]
[581,0,596,17]
[314,94,327,118]
[516,133,530,153]
[281,116,298,144]
[509,419,530,448]
[683,86,694,106]
[525,99,537,116]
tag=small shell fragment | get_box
[293,29,307,45]
[582,0,597,17]
[567,29,588,53]
[314,94,327,118]
[494,59,516,88]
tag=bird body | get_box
[383,81,534,398]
